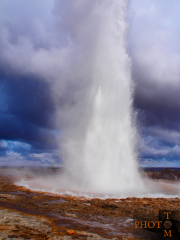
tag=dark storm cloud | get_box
[1,0,180,167]
[129,0,180,166]
[134,83,180,130]
[0,0,61,166]
[0,74,57,150]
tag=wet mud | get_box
[0,171,180,239]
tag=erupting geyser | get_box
[59,0,145,194]
[14,0,180,198]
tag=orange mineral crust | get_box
[0,173,180,239]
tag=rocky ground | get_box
[0,170,180,239]
[142,168,180,181]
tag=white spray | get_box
[58,0,145,194]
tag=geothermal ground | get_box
[0,168,180,240]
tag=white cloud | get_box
[139,126,180,164]
[140,159,180,168]
[0,0,58,74]
[7,141,31,150]
[0,151,58,167]
[129,0,180,86]
[6,151,23,159]
[30,153,52,159]
[1,0,180,168]
[0,140,8,148]
[145,127,180,145]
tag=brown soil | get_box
[0,172,180,239]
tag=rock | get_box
[66,230,75,235]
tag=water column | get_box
[61,0,144,194]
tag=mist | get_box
[1,0,180,197]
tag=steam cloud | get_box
[48,0,145,194]
[1,0,180,196]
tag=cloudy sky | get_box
[0,0,180,168]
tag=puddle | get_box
[0,191,39,197]
[50,212,134,237]
[42,199,67,204]
[83,202,91,206]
